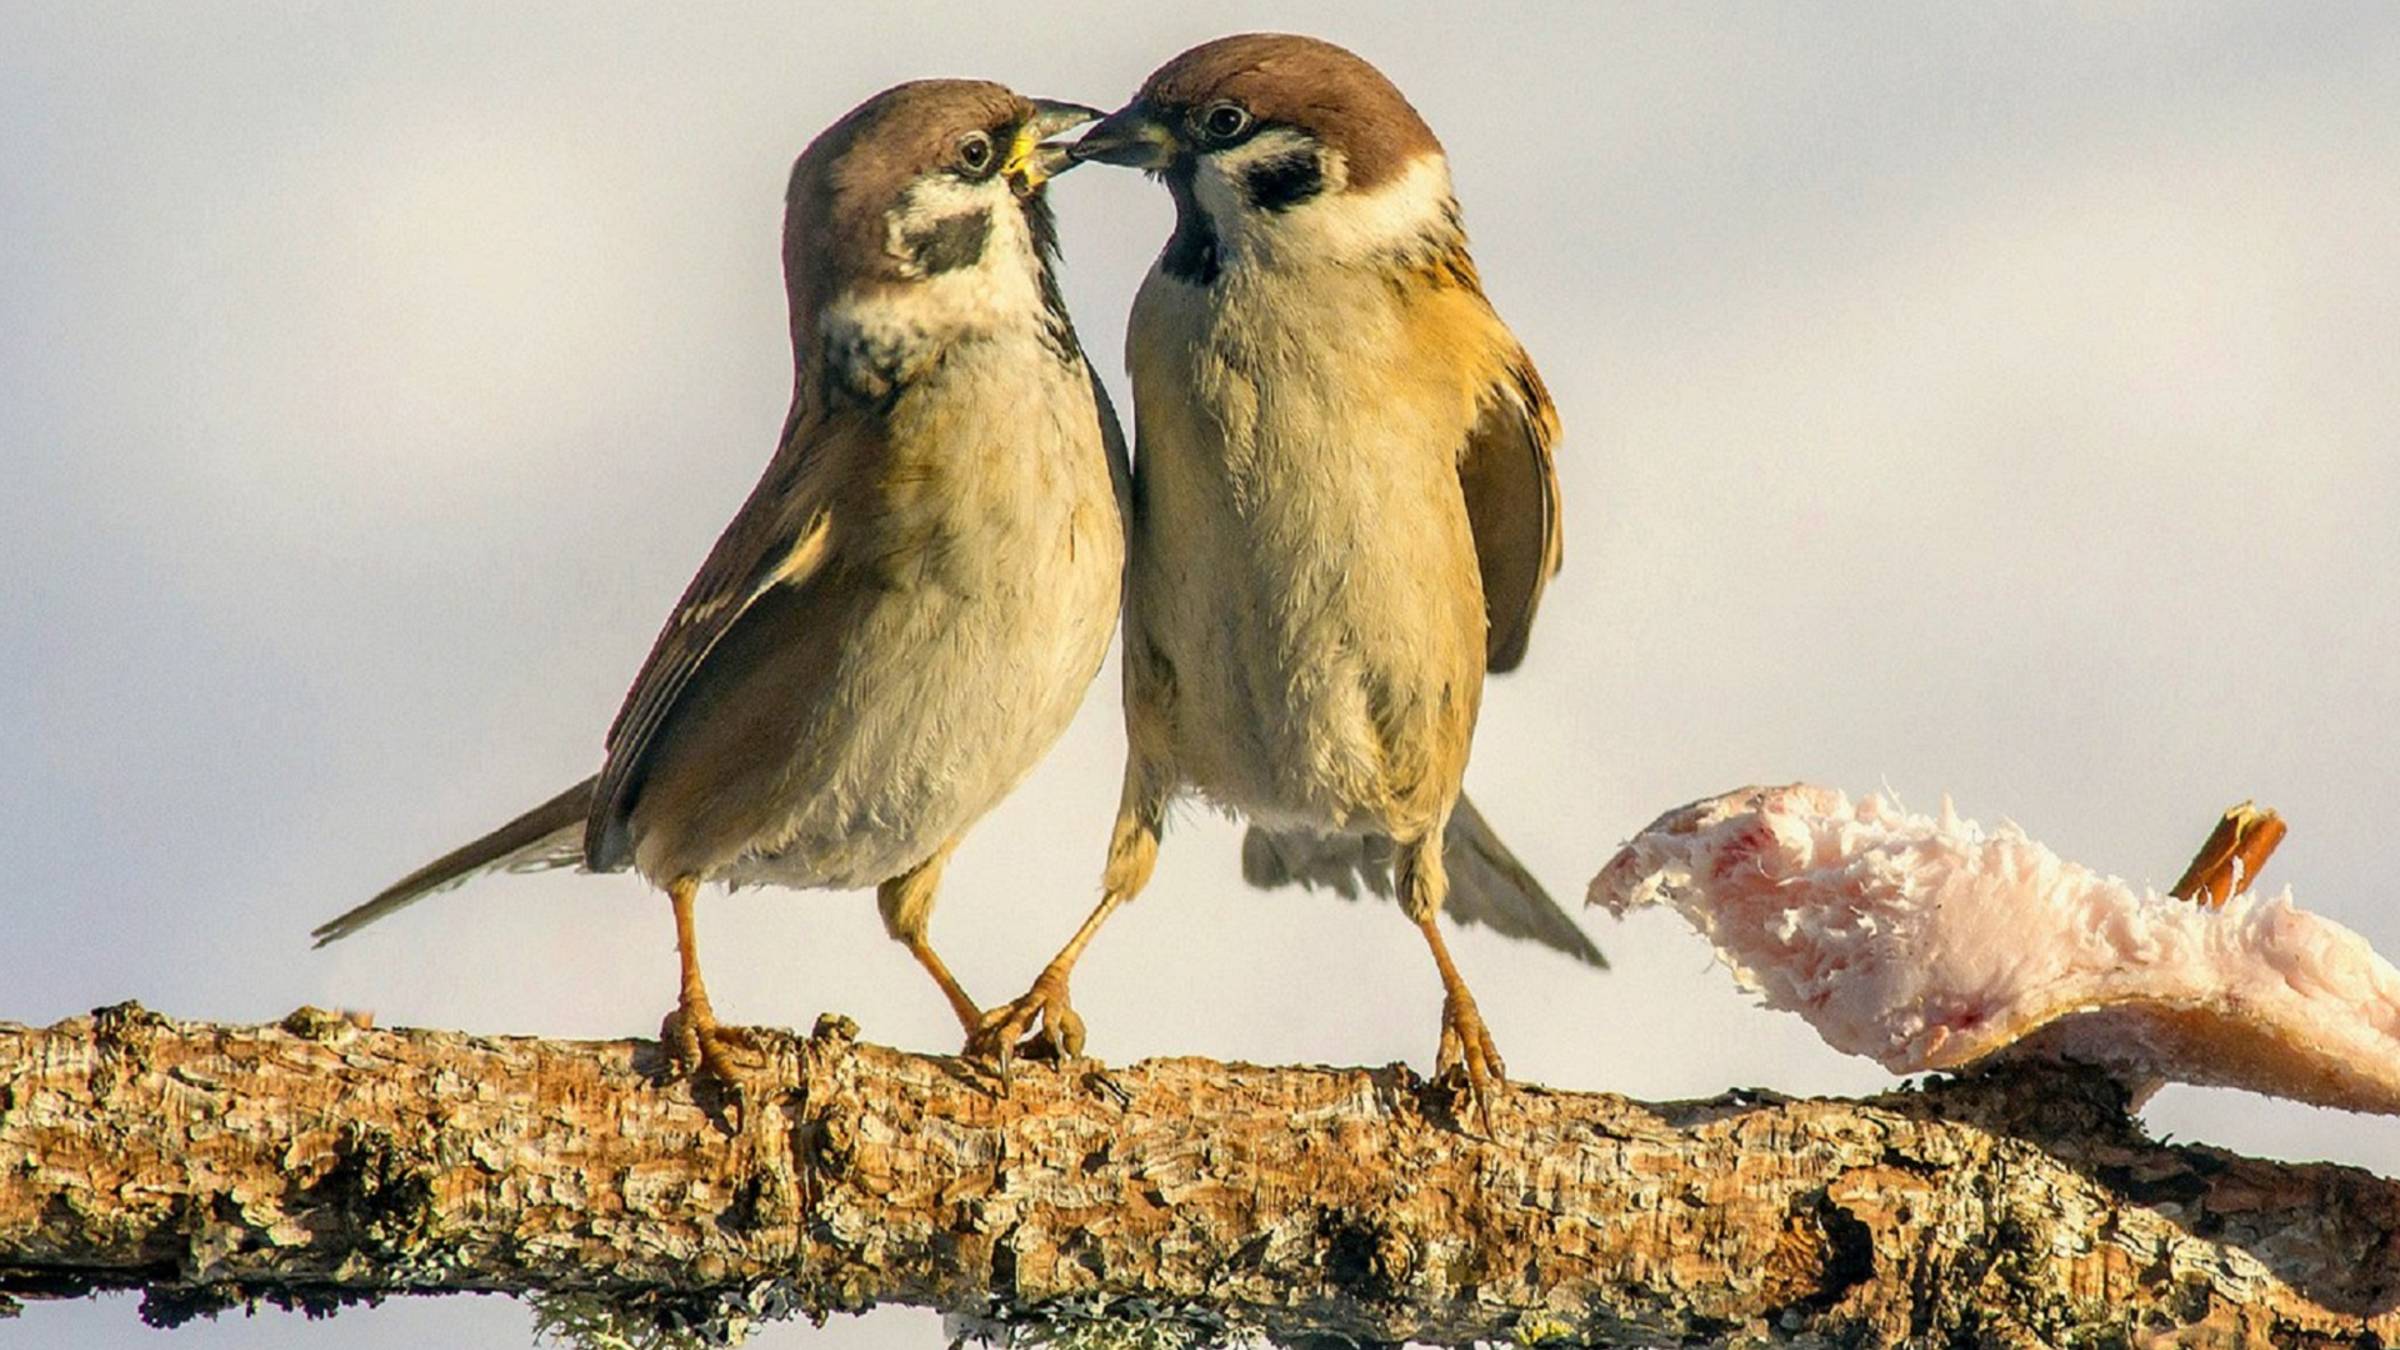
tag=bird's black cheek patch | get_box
[1162,163,1220,285]
[1243,151,1324,213]
[903,209,991,275]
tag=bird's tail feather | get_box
[1239,792,1606,967]
[311,776,595,946]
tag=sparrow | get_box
[312,81,1127,1088]
[969,34,1589,1106]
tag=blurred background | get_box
[6,3,2397,1345]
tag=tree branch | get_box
[2,1003,2393,1346]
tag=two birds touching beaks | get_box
[312,33,1593,1115]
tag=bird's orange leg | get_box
[968,781,1161,1070]
[1401,831,1506,1124]
[1416,908,1507,1092]
[878,842,985,1037]
[904,937,985,1038]
[660,876,758,1087]
[969,890,1121,1068]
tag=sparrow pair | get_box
[315,34,1592,1106]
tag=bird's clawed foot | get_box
[1436,987,1508,1129]
[965,968,1086,1075]
[660,992,761,1092]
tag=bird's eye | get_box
[956,131,996,177]
[1197,101,1252,144]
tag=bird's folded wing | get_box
[1456,345,1562,674]
[583,404,861,871]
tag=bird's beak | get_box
[1004,98,1107,190]
[1068,103,1177,171]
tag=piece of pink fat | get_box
[1589,785,2400,1115]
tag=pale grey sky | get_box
[6,4,2397,1345]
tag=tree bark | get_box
[1,1003,2392,1347]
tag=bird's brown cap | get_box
[1134,34,1442,190]
[782,81,1026,318]
[778,81,1093,330]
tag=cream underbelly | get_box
[720,532,1120,891]
[1155,617,1481,837]
[1133,453,1485,838]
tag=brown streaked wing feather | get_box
[583,402,854,871]
[1459,348,1563,673]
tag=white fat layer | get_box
[1191,140,1455,270]
[818,173,1049,357]
[1591,785,2400,1116]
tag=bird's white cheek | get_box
[1189,128,1323,245]
[1199,150,1456,269]
[919,195,1044,324]
[892,174,1003,231]
[829,181,1045,352]
[1190,160,1250,235]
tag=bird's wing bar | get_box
[1456,347,1563,673]
[582,407,849,871]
